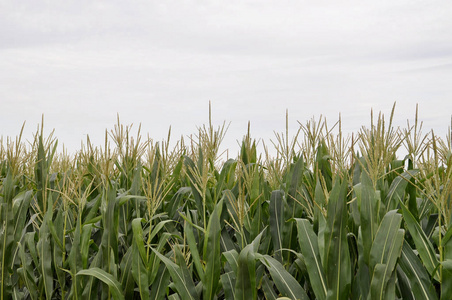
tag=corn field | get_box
[1,106,452,299]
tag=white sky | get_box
[1,1,452,156]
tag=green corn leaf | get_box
[83,194,101,224]
[37,231,53,299]
[220,228,236,252]
[0,172,17,299]
[12,190,32,244]
[234,231,264,300]
[203,199,223,300]
[295,218,327,300]
[369,229,404,300]
[216,159,237,196]
[150,264,170,300]
[37,196,54,300]
[314,179,326,233]
[223,250,239,275]
[324,179,351,300]
[183,155,204,214]
[221,271,237,300]
[442,224,452,260]
[398,241,438,300]
[184,211,204,279]
[235,244,256,300]
[400,202,440,280]
[151,248,198,300]
[18,242,38,300]
[384,170,418,212]
[283,157,305,256]
[148,219,173,242]
[259,255,309,300]
[24,232,38,274]
[80,223,93,269]
[441,260,452,300]
[131,218,150,300]
[51,203,66,294]
[174,244,198,296]
[356,228,371,299]
[67,212,83,300]
[396,265,415,300]
[358,172,380,266]
[149,232,171,284]
[81,250,102,299]
[223,190,242,239]
[119,247,135,300]
[77,267,125,300]
[131,218,147,264]
[166,187,189,219]
[315,141,333,192]
[369,210,403,270]
[47,218,63,251]
[169,293,182,300]
[262,274,278,300]
[101,187,120,271]
[270,190,285,263]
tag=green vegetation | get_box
[1,105,451,299]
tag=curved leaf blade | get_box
[77,267,124,300]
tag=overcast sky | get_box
[1,1,452,156]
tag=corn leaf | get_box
[77,267,125,300]
[324,179,351,300]
[270,190,285,263]
[398,241,438,300]
[295,218,327,300]
[203,198,223,300]
[151,248,198,300]
[400,202,440,280]
[259,254,309,300]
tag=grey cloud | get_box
[1,1,452,154]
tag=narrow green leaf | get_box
[203,199,223,300]
[358,172,379,265]
[131,224,150,300]
[151,248,197,300]
[259,255,309,300]
[148,232,171,284]
[384,170,418,212]
[0,172,17,299]
[150,264,170,300]
[270,190,285,263]
[18,242,38,300]
[184,211,205,279]
[131,218,147,264]
[234,231,266,300]
[38,200,54,300]
[77,267,125,300]
[400,202,440,280]
[80,224,93,269]
[370,229,404,300]
[396,265,415,300]
[223,250,239,275]
[441,260,452,300]
[262,274,278,300]
[324,179,351,300]
[398,241,438,300]
[295,218,327,300]
[12,190,32,243]
[67,212,83,300]
[369,210,403,270]
[221,271,237,300]
[119,247,135,300]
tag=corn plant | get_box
[1,106,452,299]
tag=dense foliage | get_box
[1,107,451,299]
